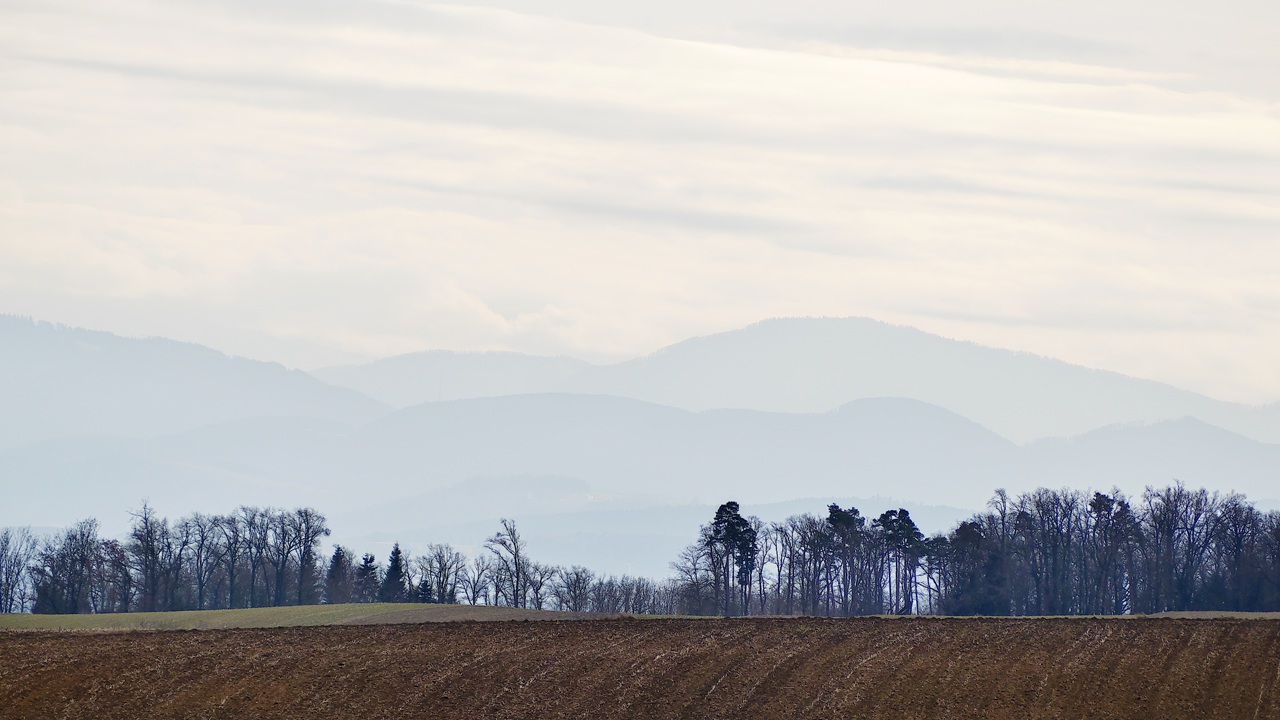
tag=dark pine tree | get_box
[323,545,355,605]
[707,501,757,616]
[378,543,409,603]
[354,553,380,603]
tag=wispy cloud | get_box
[1,0,1278,401]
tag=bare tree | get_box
[31,519,101,614]
[1137,483,1222,612]
[0,527,37,613]
[524,562,557,610]
[671,540,713,615]
[554,566,595,612]
[217,512,246,608]
[460,555,492,606]
[159,517,192,611]
[238,506,271,608]
[98,538,133,613]
[416,543,467,604]
[181,513,225,610]
[290,508,330,605]
[263,509,298,606]
[486,519,528,608]
[128,503,167,612]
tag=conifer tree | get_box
[323,545,355,605]
[378,543,409,603]
[705,502,758,616]
[354,553,380,603]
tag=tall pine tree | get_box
[323,546,355,605]
[354,553,380,603]
[378,543,409,603]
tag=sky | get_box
[1,0,1278,402]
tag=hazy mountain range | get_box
[0,316,387,451]
[317,317,1280,445]
[3,314,1278,575]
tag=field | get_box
[4,616,1280,719]
[0,603,612,631]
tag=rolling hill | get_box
[313,350,591,407]
[5,391,1279,576]
[0,316,389,450]
[316,317,1280,445]
[6,315,1280,576]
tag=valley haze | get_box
[3,314,1278,577]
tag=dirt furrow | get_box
[2,617,1279,719]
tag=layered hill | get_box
[313,350,591,407]
[7,315,1280,576]
[5,392,1280,575]
[0,316,389,450]
[316,317,1280,444]
[343,394,1015,505]
[0,394,1016,523]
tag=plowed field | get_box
[4,617,1279,719]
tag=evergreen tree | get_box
[705,502,758,616]
[876,509,925,614]
[354,553,380,603]
[378,543,409,603]
[323,545,355,605]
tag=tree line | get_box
[0,509,680,615]
[3,483,1278,616]
[673,484,1280,616]
[0,505,332,614]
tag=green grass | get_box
[0,603,431,631]
[8,606,1275,632]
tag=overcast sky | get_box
[2,0,1278,402]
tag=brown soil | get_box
[3,617,1279,719]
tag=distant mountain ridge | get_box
[313,350,590,407]
[5,392,1278,538]
[7,314,1279,577]
[0,316,389,450]
[316,317,1280,444]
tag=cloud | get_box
[1,0,1278,403]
